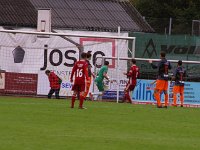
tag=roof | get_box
[0,0,154,32]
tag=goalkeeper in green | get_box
[90,61,110,100]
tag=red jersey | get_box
[127,64,139,85]
[70,60,89,84]
[48,72,61,89]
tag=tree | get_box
[131,0,200,34]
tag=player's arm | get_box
[183,69,187,80]
[126,70,133,77]
[137,68,140,78]
[168,61,172,70]
[0,73,2,79]
[70,63,77,82]
[103,72,110,81]
[150,80,156,85]
[84,63,89,81]
[148,60,158,69]
[171,69,176,81]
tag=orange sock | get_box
[154,92,161,107]
[180,93,184,106]
[164,94,168,106]
[173,93,177,106]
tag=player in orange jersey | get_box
[149,52,172,108]
[172,60,186,107]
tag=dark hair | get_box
[81,52,87,59]
[178,60,182,66]
[160,51,166,58]
[45,70,50,74]
[87,51,92,58]
[131,59,136,64]
[104,61,109,66]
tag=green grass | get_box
[0,96,200,150]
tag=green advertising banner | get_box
[129,33,200,81]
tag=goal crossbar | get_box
[0,29,135,40]
[99,56,200,64]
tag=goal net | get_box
[0,28,135,98]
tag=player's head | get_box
[45,70,50,76]
[86,51,92,60]
[131,59,136,64]
[81,52,87,59]
[160,51,166,58]
[104,61,109,66]
[178,60,182,66]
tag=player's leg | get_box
[96,80,104,100]
[172,85,178,107]
[154,89,162,107]
[48,88,55,99]
[127,85,135,103]
[83,77,91,99]
[71,91,77,108]
[154,80,163,107]
[163,80,169,107]
[123,83,130,103]
[78,84,86,109]
[163,90,168,107]
[180,86,184,107]
[71,84,78,108]
[55,88,60,99]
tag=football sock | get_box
[164,94,168,106]
[71,96,76,108]
[173,94,177,106]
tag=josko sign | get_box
[0,28,129,96]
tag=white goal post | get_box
[0,29,136,40]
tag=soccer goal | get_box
[0,28,135,98]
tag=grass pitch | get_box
[0,96,200,150]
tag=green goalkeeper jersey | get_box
[95,65,108,82]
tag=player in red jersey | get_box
[123,59,140,103]
[70,52,89,109]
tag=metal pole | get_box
[169,17,172,35]
[116,26,120,103]
[97,56,200,64]
[0,29,135,40]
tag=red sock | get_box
[127,92,132,103]
[79,96,84,108]
[71,96,75,108]
[124,91,128,102]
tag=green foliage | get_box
[0,97,200,150]
[132,0,200,34]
